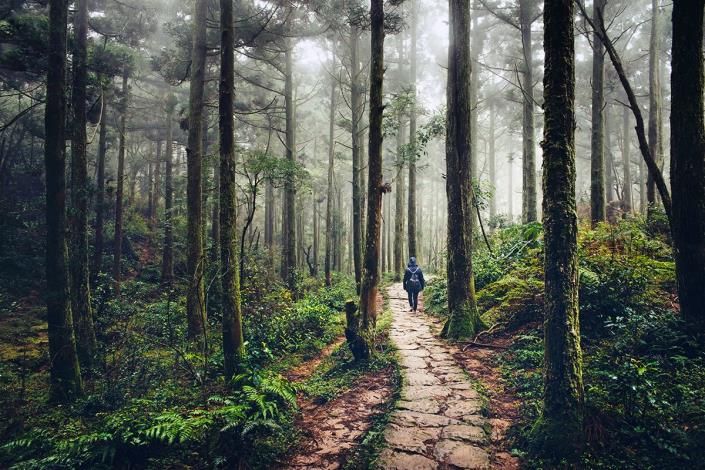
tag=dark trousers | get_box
[408,289,419,311]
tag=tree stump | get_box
[345,300,369,361]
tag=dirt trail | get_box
[379,283,492,470]
[284,293,395,470]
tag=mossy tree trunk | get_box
[537,0,584,460]
[45,0,83,402]
[220,0,245,379]
[186,0,207,340]
[70,0,96,369]
[442,0,482,340]
[671,0,705,337]
[358,0,386,352]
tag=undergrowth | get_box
[425,218,705,468]
[0,258,357,469]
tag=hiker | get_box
[403,256,426,312]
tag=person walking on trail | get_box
[403,257,426,312]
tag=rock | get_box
[378,449,438,470]
[444,400,483,418]
[398,398,442,414]
[433,440,490,469]
[391,410,460,428]
[384,423,440,453]
[440,424,486,443]
[407,371,441,386]
[402,385,452,400]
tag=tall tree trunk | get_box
[394,124,406,281]
[220,0,245,379]
[350,31,363,292]
[605,105,615,203]
[324,72,336,287]
[162,95,176,283]
[647,0,663,213]
[358,0,386,349]
[186,0,207,340]
[489,101,497,219]
[45,0,82,401]
[508,155,514,217]
[520,0,537,223]
[147,161,154,225]
[671,0,705,336]
[639,155,647,213]
[112,66,129,296]
[442,0,481,339]
[70,0,96,369]
[313,195,319,276]
[282,42,297,291]
[336,185,343,271]
[539,0,584,458]
[153,141,161,231]
[590,0,606,226]
[265,179,274,250]
[92,87,107,282]
[621,105,633,214]
[407,0,418,258]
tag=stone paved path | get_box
[379,283,491,470]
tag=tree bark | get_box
[520,0,537,223]
[153,141,161,232]
[647,0,664,212]
[350,30,363,292]
[590,0,606,226]
[265,179,274,250]
[539,0,584,458]
[357,0,386,352]
[45,0,83,401]
[92,87,108,283]
[489,101,497,219]
[671,0,705,337]
[313,195,319,276]
[162,94,176,283]
[186,0,207,340]
[324,70,337,287]
[70,0,96,369]
[112,66,129,296]
[394,121,406,281]
[407,0,418,258]
[442,0,481,340]
[605,105,615,203]
[220,0,245,379]
[621,105,633,214]
[282,42,297,291]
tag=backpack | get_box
[408,267,422,292]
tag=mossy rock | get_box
[478,275,543,329]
